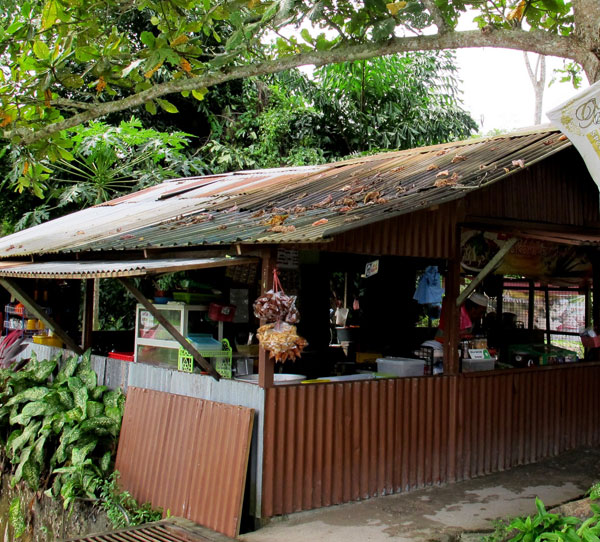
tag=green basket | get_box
[178,338,232,378]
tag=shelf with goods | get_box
[3,304,49,339]
[134,303,228,371]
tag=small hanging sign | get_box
[365,259,379,278]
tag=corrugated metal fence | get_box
[262,364,600,517]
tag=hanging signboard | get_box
[546,79,600,188]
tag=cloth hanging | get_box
[413,266,444,305]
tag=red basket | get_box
[208,303,236,322]
[581,335,600,349]
[108,352,134,362]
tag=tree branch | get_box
[5,28,587,146]
[421,0,450,34]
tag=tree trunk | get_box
[523,52,546,125]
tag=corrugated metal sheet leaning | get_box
[0,128,570,258]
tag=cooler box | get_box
[462,358,495,372]
[376,357,425,377]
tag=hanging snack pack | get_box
[253,269,307,361]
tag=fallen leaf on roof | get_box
[268,225,296,233]
[451,154,467,163]
[344,216,361,223]
[290,205,307,214]
[190,213,214,224]
[313,195,333,208]
[120,234,135,240]
[252,210,265,218]
[339,206,354,213]
[558,134,568,141]
[512,159,525,168]
[217,225,227,230]
[376,197,388,204]
[436,170,450,178]
[336,197,356,207]
[312,218,329,226]
[427,164,439,171]
[503,167,510,173]
[543,139,555,146]
[396,185,406,193]
[434,177,457,188]
[224,205,239,213]
[340,184,352,191]
[363,190,381,204]
[296,192,308,200]
[390,166,405,172]
[435,150,448,156]
[479,164,487,170]
[264,214,288,226]
[76,231,85,235]
[139,237,144,241]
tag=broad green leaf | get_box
[33,41,50,60]
[9,497,26,538]
[71,439,97,465]
[156,99,179,113]
[140,31,156,48]
[192,88,208,101]
[145,100,157,114]
[41,0,58,30]
[6,387,50,407]
[100,450,112,473]
[86,401,104,418]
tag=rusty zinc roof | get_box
[0,127,570,258]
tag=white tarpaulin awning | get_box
[547,79,600,188]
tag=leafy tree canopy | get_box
[0,0,596,155]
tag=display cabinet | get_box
[134,303,223,368]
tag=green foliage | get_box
[9,496,26,539]
[0,350,125,510]
[99,472,163,530]
[484,496,600,542]
[4,118,206,230]
[0,0,587,178]
[197,54,476,171]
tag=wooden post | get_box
[443,256,461,375]
[258,247,276,389]
[0,278,83,355]
[81,279,95,351]
[593,252,600,333]
[92,278,100,331]
[118,278,220,380]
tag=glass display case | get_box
[134,303,223,368]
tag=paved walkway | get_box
[240,447,600,542]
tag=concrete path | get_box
[240,448,600,542]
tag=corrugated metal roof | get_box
[0,128,571,258]
[0,256,256,279]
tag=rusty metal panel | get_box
[262,365,600,518]
[464,148,600,226]
[327,203,459,258]
[115,387,254,538]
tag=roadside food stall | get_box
[1,127,600,526]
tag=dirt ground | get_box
[240,447,600,542]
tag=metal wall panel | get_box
[115,387,254,538]
[262,364,600,517]
[327,203,459,259]
[127,363,265,519]
[464,149,600,226]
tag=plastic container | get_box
[376,357,425,377]
[108,352,134,362]
[462,358,495,372]
[208,303,236,322]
